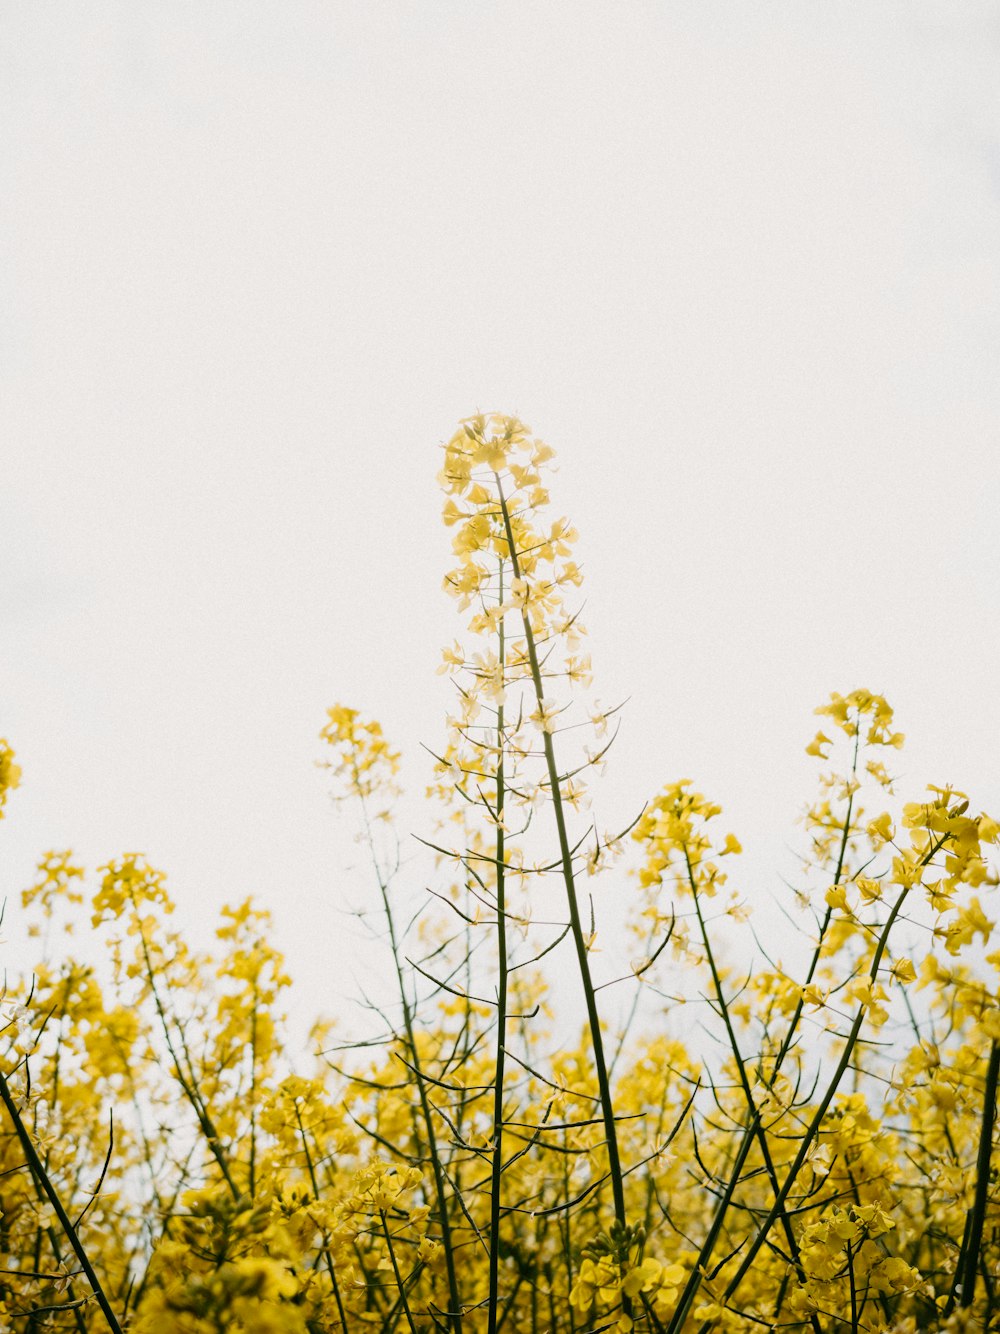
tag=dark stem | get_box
[488,557,509,1334]
[493,474,629,1242]
[958,1038,1000,1309]
[0,1066,123,1334]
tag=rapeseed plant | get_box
[1,419,999,1333]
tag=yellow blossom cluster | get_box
[0,736,21,817]
[320,703,401,815]
[1,702,998,1333]
[429,415,605,857]
[571,1252,688,1331]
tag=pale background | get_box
[2,2,998,1041]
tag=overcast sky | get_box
[2,2,999,1036]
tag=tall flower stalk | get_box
[436,415,631,1295]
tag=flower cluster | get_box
[320,703,401,815]
[0,736,21,818]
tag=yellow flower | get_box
[854,1201,894,1237]
[805,730,833,758]
[868,812,895,845]
[0,738,22,818]
[825,884,849,911]
[319,704,401,808]
[92,853,172,925]
[530,697,562,734]
[845,977,890,1026]
[942,897,994,955]
[889,957,916,984]
[856,876,882,902]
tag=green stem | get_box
[685,851,821,1334]
[294,1102,350,1331]
[494,474,629,1292]
[767,733,860,1084]
[670,728,863,1331]
[706,848,941,1325]
[357,790,464,1334]
[488,557,509,1334]
[0,1066,123,1334]
[381,1210,418,1334]
[131,903,239,1200]
[959,1038,1000,1309]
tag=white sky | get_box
[3,3,999,1037]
